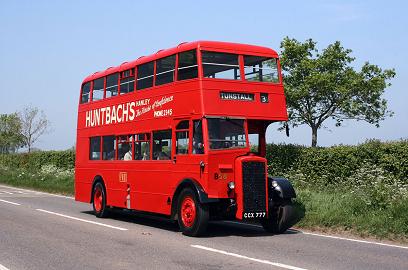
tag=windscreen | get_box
[207,118,247,150]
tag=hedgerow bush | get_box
[0,150,75,194]
[266,140,408,240]
[0,150,75,170]
[267,139,408,190]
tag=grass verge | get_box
[0,165,74,195]
[295,189,408,243]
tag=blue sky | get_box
[0,0,407,150]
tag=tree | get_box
[0,113,25,154]
[280,37,396,147]
[19,106,50,153]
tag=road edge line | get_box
[0,199,21,206]
[0,184,74,199]
[223,221,408,250]
[0,263,10,270]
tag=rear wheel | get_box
[261,200,296,234]
[92,182,109,218]
[177,188,209,237]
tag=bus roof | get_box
[82,41,279,84]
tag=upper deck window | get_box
[106,73,119,98]
[81,82,91,103]
[177,50,198,81]
[156,55,176,86]
[137,61,154,90]
[120,68,135,95]
[244,56,279,83]
[92,78,104,101]
[202,51,240,80]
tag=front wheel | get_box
[261,200,296,234]
[92,182,109,218]
[177,188,209,237]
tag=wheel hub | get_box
[94,188,102,212]
[181,197,196,228]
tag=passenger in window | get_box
[124,144,132,161]
[193,139,204,154]
[157,151,170,160]
[142,152,149,160]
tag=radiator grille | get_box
[242,161,266,213]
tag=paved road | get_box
[0,184,407,270]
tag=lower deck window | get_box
[89,137,101,160]
[134,133,150,160]
[153,130,172,160]
[117,136,133,160]
[102,136,116,160]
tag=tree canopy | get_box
[0,106,50,154]
[280,37,396,147]
[20,106,50,153]
[0,113,25,153]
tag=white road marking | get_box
[0,185,74,199]
[191,245,308,270]
[224,221,408,250]
[0,191,14,195]
[0,263,10,270]
[35,209,128,231]
[291,230,408,250]
[0,199,21,206]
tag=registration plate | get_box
[243,212,266,218]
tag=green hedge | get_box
[1,140,407,187]
[0,150,75,170]
[266,139,408,189]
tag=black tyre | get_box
[177,188,209,237]
[261,200,296,234]
[92,182,109,218]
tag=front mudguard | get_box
[267,176,296,201]
[262,177,302,233]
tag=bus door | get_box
[173,119,205,183]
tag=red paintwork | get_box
[75,40,288,220]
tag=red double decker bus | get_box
[75,41,299,236]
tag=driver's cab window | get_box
[176,120,189,155]
[192,120,204,154]
[153,130,172,160]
